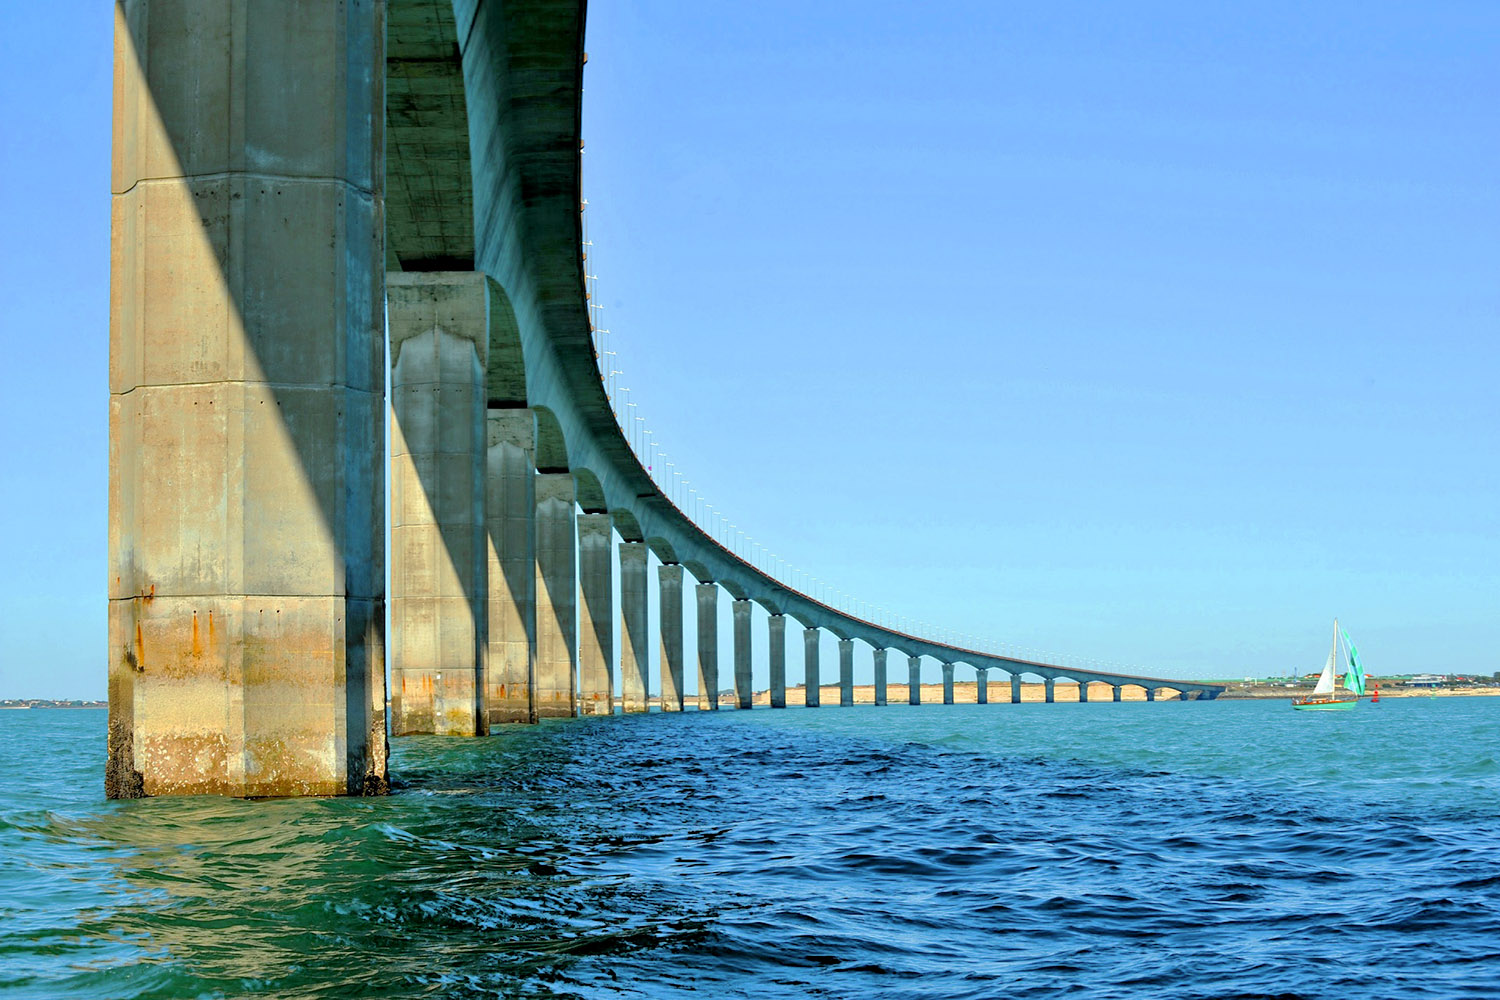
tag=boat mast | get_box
[1331,618,1340,691]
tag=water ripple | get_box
[2,702,1499,998]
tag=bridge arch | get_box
[572,467,607,514]
[753,597,784,616]
[532,406,569,474]
[483,276,527,406]
[386,0,474,272]
[647,537,679,566]
[611,508,644,543]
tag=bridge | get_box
[106,0,1223,799]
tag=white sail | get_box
[1311,650,1337,695]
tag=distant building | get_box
[1408,674,1446,688]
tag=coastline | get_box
[615,682,1500,709]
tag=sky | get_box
[0,1,1495,698]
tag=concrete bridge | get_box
[106,0,1223,799]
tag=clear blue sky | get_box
[1,1,1495,698]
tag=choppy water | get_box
[2,699,1498,999]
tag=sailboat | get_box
[1292,619,1365,711]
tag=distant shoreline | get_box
[1217,685,1500,700]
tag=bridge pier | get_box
[108,0,386,796]
[534,473,578,718]
[1012,674,1022,703]
[873,648,888,705]
[803,628,821,707]
[1145,687,1156,702]
[838,639,855,706]
[388,274,488,737]
[619,542,650,713]
[1179,689,1191,701]
[658,565,685,711]
[908,655,922,705]
[732,599,753,709]
[696,583,719,710]
[768,614,787,708]
[486,409,537,725]
[1078,681,1089,703]
[976,667,989,704]
[1045,678,1055,703]
[942,662,955,705]
[577,513,614,715]
[1112,685,1122,702]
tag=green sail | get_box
[1341,628,1366,696]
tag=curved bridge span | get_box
[107,0,1222,798]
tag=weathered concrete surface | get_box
[696,583,719,711]
[1045,678,1056,703]
[534,473,577,718]
[1113,685,1123,702]
[577,513,614,715]
[1146,687,1157,702]
[1012,674,1022,704]
[658,565,685,712]
[1078,681,1089,703]
[839,639,855,707]
[909,656,922,705]
[942,663,955,705]
[619,541,649,713]
[768,614,787,708]
[732,599,753,709]
[485,408,535,725]
[873,648,887,706]
[803,629,821,707]
[976,667,989,704]
[389,273,488,737]
[109,0,386,797]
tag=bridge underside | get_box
[106,0,1223,798]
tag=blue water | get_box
[2,700,1498,999]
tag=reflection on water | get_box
[2,701,1498,998]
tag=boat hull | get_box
[1291,697,1358,711]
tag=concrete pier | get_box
[534,473,577,718]
[659,565,685,711]
[839,639,855,707]
[873,648,888,706]
[1011,674,1022,704]
[485,409,536,725]
[732,599,753,709]
[909,655,922,705]
[696,583,719,711]
[1145,687,1156,702]
[976,668,989,704]
[1078,681,1089,703]
[577,513,614,716]
[388,273,488,737]
[619,542,650,713]
[942,663,955,705]
[1179,690,1191,701]
[1045,677,1056,703]
[108,1,387,797]
[1113,685,1122,703]
[803,628,821,707]
[769,614,787,708]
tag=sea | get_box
[2,699,1498,999]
